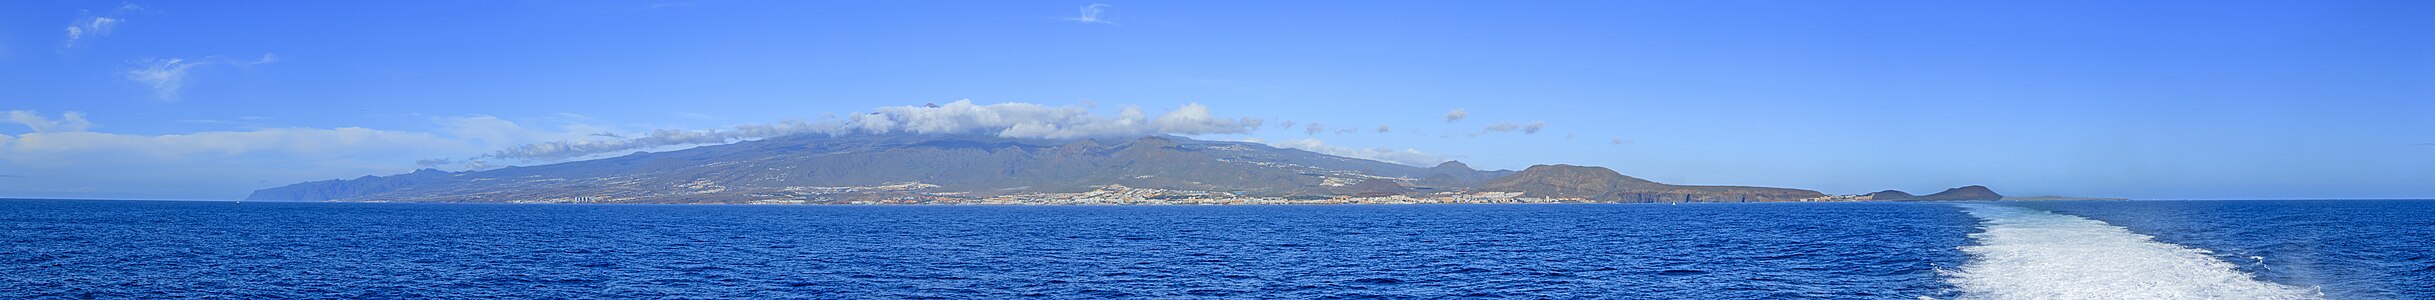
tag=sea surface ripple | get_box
[1,200,1973,299]
[4,199,2429,299]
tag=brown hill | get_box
[1868,185,2004,201]
[1478,164,1824,203]
[248,134,1470,203]
[1866,190,1918,200]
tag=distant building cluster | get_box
[624,182,1599,205]
[1797,194,1876,202]
[395,180,1888,205]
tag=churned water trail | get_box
[1945,203,2320,300]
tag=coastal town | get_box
[720,182,1894,205]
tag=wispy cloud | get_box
[125,53,279,101]
[4,111,95,133]
[0,110,606,198]
[1304,123,1327,135]
[413,158,454,168]
[244,53,280,66]
[1476,121,1545,136]
[1065,3,1117,25]
[1444,109,1468,122]
[61,4,145,50]
[1376,125,1391,133]
[63,17,121,48]
[0,111,663,177]
[0,118,468,166]
[125,58,205,100]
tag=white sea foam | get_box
[1944,204,2321,300]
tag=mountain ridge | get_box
[1476,164,1826,202]
[1868,185,2005,201]
[249,133,2057,204]
[249,134,1509,203]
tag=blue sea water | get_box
[0,199,2427,299]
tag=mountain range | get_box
[249,134,2030,204]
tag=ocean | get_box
[1,199,2427,299]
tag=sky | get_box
[1,0,2430,200]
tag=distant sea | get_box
[2,199,2428,299]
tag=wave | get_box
[1944,204,2320,300]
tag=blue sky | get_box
[1,0,2430,200]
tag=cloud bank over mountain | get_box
[480,100,1266,161]
[0,100,1503,199]
[1268,138,1448,167]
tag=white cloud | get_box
[1270,138,1449,167]
[479,100,1265,161]
[126,58,205,100]
[63,17,121,47]
[3,128,459,163]
[4,111,95,133]
[857,100,1263,138]
[1066,3,1116,25]
[1444,109,1468,122]
[478,127,764,162]
[1479,121,1546,135]
[0,110,675,198]
[61,4,143,49]
[0,111,672,171]
[242,53,279,66]
[1304,123,1327,135]
[0,128,478,199]
[124,53,280,101]
[0,102,1315,198]
[1153,103,1264,135]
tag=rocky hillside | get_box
[1865,190,1918,200]
[248,134,1513,203]
[1868,185,2005,201]
[1476,164,1826,203]
[251,133,2032,204]
[1912,185,2004,200]
[1416,161,1515,188]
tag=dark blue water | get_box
[1,200,1974,298]
[1,199,2428,299]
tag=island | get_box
[249,134,2117,205]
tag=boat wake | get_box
[1944,204,2320,300]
